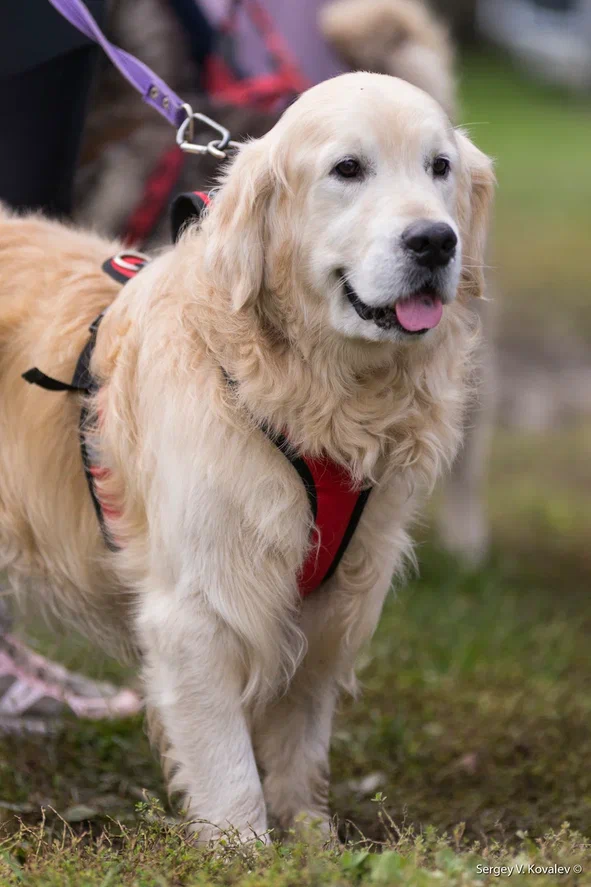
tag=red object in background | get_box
[122,146,185,247]
[204,0,310,110]
[121,0,311,245]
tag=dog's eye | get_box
[432,156,451,178]
[332,157,362,180]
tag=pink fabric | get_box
[0,641,142,719]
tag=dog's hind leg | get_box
[137,591,269,844]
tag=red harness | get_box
[22,210,371,597]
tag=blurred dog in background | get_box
[75,0,494,564]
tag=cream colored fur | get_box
[0,73,493,842]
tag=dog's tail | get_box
[320,0,457,119]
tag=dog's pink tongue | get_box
[395,293,443,332]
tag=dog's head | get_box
[204,72,494,348]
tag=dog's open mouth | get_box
[342,276,443,334]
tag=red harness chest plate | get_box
[296,456,371,595]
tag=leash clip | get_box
[176,104,240,159]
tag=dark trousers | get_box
[0,46,97,218]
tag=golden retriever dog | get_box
[0,72,494,841]
[77,0,493,564]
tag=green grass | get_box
[1,54,591,884]
[2,530,591,884]
[1,809,589,886]
[1,811,589,886]
[459,52,591,338]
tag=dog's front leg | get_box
[254,667,336,838]
[254,538,400,838]
[137,593,268,844]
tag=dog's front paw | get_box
[284,811,332,846]
[187,819,272,849]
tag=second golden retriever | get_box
[0,72,493,841]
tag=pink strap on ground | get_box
[0,647,142,720]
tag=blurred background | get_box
[1,0,590,859]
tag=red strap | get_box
[298,458,364,596]
[205,0,308,110]
[205,59,304,110]
[122,146,185,247]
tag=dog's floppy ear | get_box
[204,139,274,312]
[455,130,495,300]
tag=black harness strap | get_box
[259,427,318,524]
[75,315,120,551]
[322,487,372,585]
[20,251,153,550]
[221,369,319,525]
[22,311,104,397]
[171,191,211,243]
[22,251,151,550]
[22,311,118,550]
[258,424,372,587]
[21,367,83,392]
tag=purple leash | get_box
[47,0,239,158]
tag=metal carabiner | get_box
[176,105,240,159]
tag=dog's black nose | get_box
[402,221,458,268]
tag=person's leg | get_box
[0,45,98,217]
